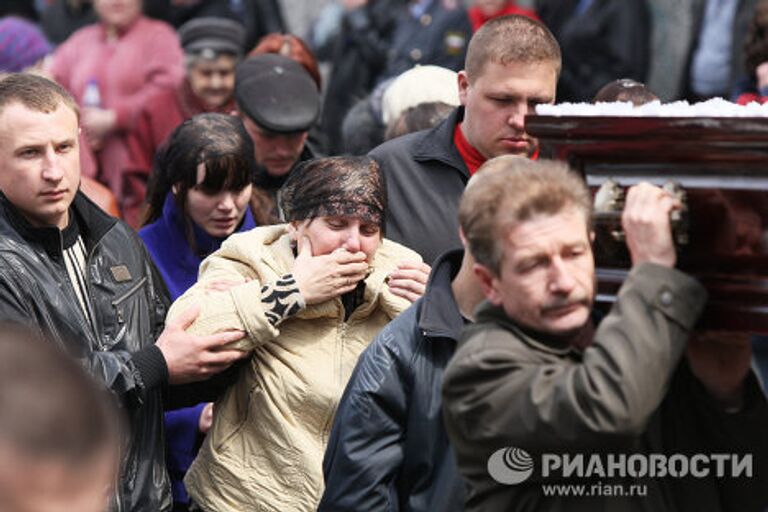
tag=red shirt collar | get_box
[453,123,486,175]
[453,123,538,175]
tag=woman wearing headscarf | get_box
[139,113,256,512]
[166,155,429,511]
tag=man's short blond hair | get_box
[459,156,591,274]
[0,73,79,120]
[465,15,562,80]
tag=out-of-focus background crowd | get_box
[1,0,767,229]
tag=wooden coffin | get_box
[526,115,768,333]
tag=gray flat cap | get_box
[179,17,246,57]
[235,54,321,133]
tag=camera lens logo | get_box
[487,447,534,485]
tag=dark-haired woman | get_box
[139,112,256,511]
[140,113,256,300]
[166,155,430,512]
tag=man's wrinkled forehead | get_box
[501,206,592,249]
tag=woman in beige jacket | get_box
[166,156,429,511]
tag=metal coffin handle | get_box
[593,179,689,247]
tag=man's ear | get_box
[472,262,502,305]
[457,70,470,106]
[589,230,595,243]
[458,227,468,248]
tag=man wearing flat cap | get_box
[234,53,323,224]
[126,16,246,226]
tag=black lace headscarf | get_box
[279,156,386,232]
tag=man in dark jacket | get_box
[319,245,485,511]
[0,73,247,511]
[370,14,560,263]
[443,156,768,511]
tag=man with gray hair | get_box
[443,156,767,511]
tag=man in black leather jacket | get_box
[0,73,247,511]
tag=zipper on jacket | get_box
[83,239,106,349]
[337,320,347,390]
[111,276,149,324]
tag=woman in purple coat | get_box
[139,112,256,511]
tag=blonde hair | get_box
[465,15,561,80]
[0,73,79,120]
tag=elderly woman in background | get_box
[128,17,247,226]
[166,155,430,511]
[51,0,183,227]
[139,113,256,512]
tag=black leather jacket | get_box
[0,192,172,511]
[320,250,467,512]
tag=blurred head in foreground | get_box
[0,324,121,512]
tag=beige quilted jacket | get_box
[167,224,419,512]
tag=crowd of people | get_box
[0,1,767,512]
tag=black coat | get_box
[321,0,405,153]
[370,107,468,264]
[0,192,172,511]
[537,0,651,102]
[142,0,285,50]
[320,249,467,512]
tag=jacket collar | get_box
[160,192,256,257]
[474,301,575,355]
[0,190,117,258]
[412,107,470,180]
[418,249,465,341]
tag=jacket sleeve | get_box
[165,237,280,351]
[341,4,394,71]
[557,0,650,101]
[442,264,707,464]
[319,309,418,511]
[0,258,168,407]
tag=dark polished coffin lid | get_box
[526,115,768,333]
